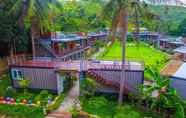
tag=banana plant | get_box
[142,66,185,118]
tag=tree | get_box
[178,18,186,37]
[0,0,30,56]
[93,40,104,51]
[10,0,60,57]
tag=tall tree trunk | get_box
[30,18,40,58]
[18,0,30,29]
[31,34,36,57]
[118,8,128,105]
[110,11,120,45]
[134,5,140,42]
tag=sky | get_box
[181,0,186,4]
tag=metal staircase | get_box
[86,69,132,94]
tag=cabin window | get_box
[11,69,24,80]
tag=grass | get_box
[0,74,12,96]
[0,104,44,118]
[81,96,162,118]
[97,41,170,79]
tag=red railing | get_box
[88,61,144,71]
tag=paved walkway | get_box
[46,81,80,118]
[57,80,80,111]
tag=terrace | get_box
[9,57,144,72]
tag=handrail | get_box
[88,61,144,71]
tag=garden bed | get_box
[0,74,62,117]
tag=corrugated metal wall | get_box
[11,67,58,91]
[170,78,186,99]
[91,70,144,93]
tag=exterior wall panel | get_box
[170,77,186,99]
[11,67,58,91]
[91,70,144,93]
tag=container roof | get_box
[174,45,186,54]
[173,63,186,79]
[51,33,86,42]
[161,60,183,77]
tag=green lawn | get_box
[0,104,44,118]
[81,96,162,118]
[97,41,170,79]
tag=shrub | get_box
[4,86,16,97]
[80,78,97,97]
[46,94,65,112]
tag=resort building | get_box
[131,27,160,43]
[161,60,186,99]
[158,36,184,51]
[36,31,108,61]
[9,55,144,95]
[174,45,186,61]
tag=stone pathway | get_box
[46,81,80,118]
[57,80,80,111]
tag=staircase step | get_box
[47,111,72,118]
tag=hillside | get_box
[151,6,186,24]
[150,6,186,35]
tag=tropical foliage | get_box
[81,96,162,118]
[141,67,186,118]
[80,78,97,97]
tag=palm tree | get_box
[10,0,59,57]
[103,0,155,105]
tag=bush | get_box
[4,86,16,97]
[80,78,97,97]
[46,94,65,112]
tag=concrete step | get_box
[47,111,72,118]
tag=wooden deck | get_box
[161,60,183,77]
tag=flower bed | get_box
[0,96,54,107]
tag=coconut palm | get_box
[103,0,159,105]
[10,0,60,57]
[103,0,129,105]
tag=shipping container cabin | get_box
[161,60,186,99]
[9,59,144,95]
[10,60,76,94]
